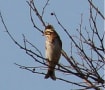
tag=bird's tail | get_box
[45,70,56,80]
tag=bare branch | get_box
[88,0,105,20]
[1,0,104,89]
[26,0,46,27]
[42,0,50,17]
[29,7,44,34]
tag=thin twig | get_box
[26,1,46,27]
[29,7,44,34]
[88,0,105,20]
[42,0,50,17]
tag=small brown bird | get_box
[44,25,62,80]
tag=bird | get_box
[43,25,62,80]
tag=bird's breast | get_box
[45,39,61,61]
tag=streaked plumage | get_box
[44,25,62,80]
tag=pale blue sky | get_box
[0,0,104,90]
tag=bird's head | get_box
[43,25,58,38]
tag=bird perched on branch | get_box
[43,25,62,80]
